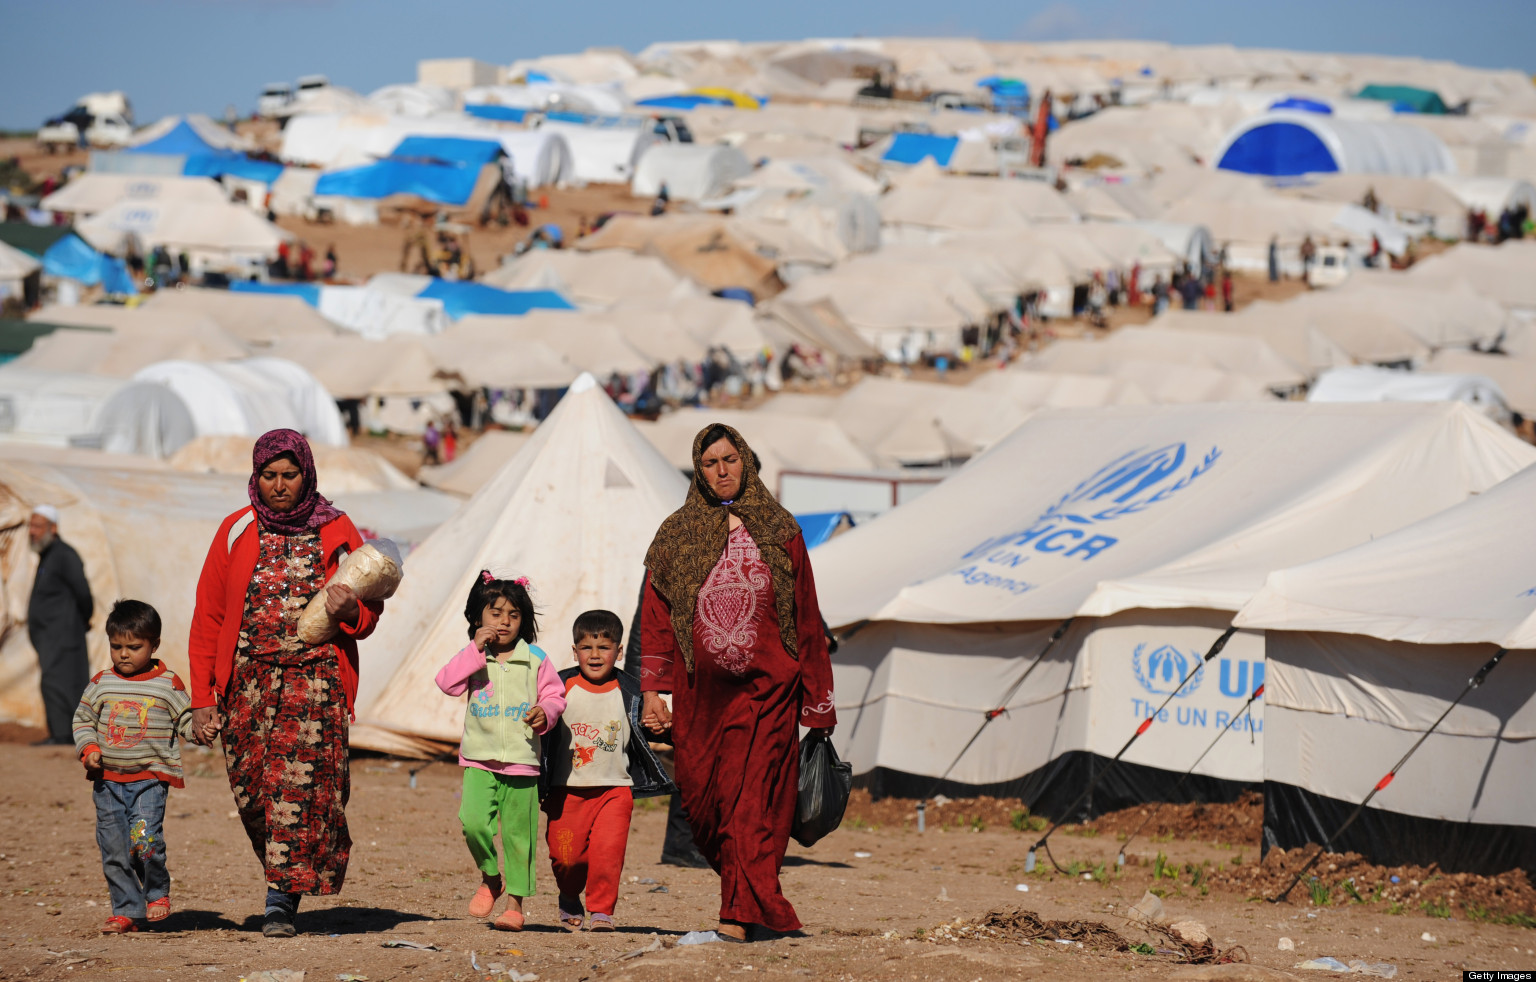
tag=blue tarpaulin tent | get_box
[314,159,483,205]
[795,512,853,549]
[1217,121,1338,176]
[416,280,574,319]
[1269,96,1332,114]
[41,234,137,294]
[126,119,284,184]
[391,136,503,166]
[882,133,960,166]
[229,280,323,305]
[465,104,529,123]
[635,94,734,110]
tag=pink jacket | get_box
[435,640,565,776]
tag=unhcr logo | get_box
[1132,643,1205,698]
[953,443,1221,594]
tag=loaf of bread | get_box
[297,539,404,644]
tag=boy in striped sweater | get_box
[73,600,198,934]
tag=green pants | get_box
[459,769,540,896]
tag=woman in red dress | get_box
[640,423,836,942]
[187,429,382,938]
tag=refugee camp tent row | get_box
[351,374,689,755]
[811,402,1534,821]
[1235,464,1536,874]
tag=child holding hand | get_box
[540,610,674,931]
[73,600,198,934]
[435,572,565,931]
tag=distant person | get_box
[435,574,565,931]
[540,610,673,931]
[1179,273,1203,311]
[1221,271,1234,312]
[73,600,197,934]
[423,420,442,465]
[1127,261,1141,306]
[1152,274,1169,315]
[1267,235,1280,283]
[651,182,670,217]
[1300,235,1317,279]
[323,245,338,279]
[443,419,458,463]
[28,504,92,745]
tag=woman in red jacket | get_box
[188,429,382,938]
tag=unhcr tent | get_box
[813,403,1534,814]
[1235,465,1536,872]
[129,358,347,451]
[40,173,229,217]
[1213,112,1456,177]
[350,374,688,755]
[76,199,289,264]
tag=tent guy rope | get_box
[1026,624,1239,874]
[1116,681,1264,866]
[1270,647,1509,904]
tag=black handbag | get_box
[791,732,853,847]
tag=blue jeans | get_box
[93,779,170,919]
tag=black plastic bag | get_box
[791,732,852,847]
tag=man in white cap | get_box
[27,505,93,745]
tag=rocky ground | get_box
[3,730,1533,982]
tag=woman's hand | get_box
[642,692,672,734]
[473,626,498,653]
[525,705,548,732]
[190,707,222,746]
[324,582,361,626]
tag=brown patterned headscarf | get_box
[644,423,801,673]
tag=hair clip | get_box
[480,570,495,585]
[514,576,530,588]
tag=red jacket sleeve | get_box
[187,512,238,710]
[640,572,677,693]
[789,533,837,728]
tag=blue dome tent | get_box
[1214,112,1456,178]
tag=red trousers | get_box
[543,786,633,915]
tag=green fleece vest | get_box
[459,639,546,767]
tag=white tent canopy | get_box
[1213,111,1458,177]
[40,174,230,217]
[77,199,289,258]
[1308,365,1510,420]
[351,375,688,755]
[632,143,752,202]
[814,402,1536,628]
[131,358,348,450]
[539,122,657,184]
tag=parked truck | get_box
[36,92,134,152]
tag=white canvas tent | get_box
[631,143,752,202]
[1308,366,1511,421]
[0,462,242,726]
[813,402,1535,810]
[40,174,230,217]
[350,375,688,755]
[1234,464,1536,872]
[131,358,348,450]
[539,122,657,184]
[77,199,289,264]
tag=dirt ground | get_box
[4,730,1533,982]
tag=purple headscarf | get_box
[248,429,345,536]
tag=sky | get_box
[3,0,1533,129]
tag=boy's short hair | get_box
[572,609,624,645]
[106,599,161,643]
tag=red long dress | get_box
[642,527,836,933]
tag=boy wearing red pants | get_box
[541,610,674,931]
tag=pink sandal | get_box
[468,878,503,918]
[493,907,525,932]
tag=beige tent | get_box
[879,176,1080,231]
[424,331,579,390]
[635,407,876,492]
[418,430,533,498]
[350,375,689,755]
[264,335,450,400]
[1019,325,1306,390]
[1152,305,1354,377]
[78,199,290,259]
[579,214,783,299]
[759,297,880,362]
[1408,241,1536,311]
[453,312,652,376]
[0,461,243,726]
[483,250,692,307]
[12,325,250,378]
[1427,348,1536,416]
[139,288,342,344]
[40,174,230,217]
[968,368,1152,409]
[167,435,418,493]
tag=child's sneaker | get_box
[101,915,138,934]
[468,877,503,918]
[146,897,170,922]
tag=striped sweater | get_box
[72,662,195,787]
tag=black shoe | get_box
[660,851,711,869]
[262,912,297,938]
